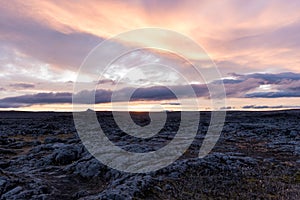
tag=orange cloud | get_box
[2,0,300,74]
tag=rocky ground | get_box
[0,110,299,199]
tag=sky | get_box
[0,0,300,111]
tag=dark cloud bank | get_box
[242,105,300,109]
[9,83,35,89]
[0,72,300,108]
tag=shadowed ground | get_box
[0,110,299,199]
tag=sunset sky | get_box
[0,0,300,111]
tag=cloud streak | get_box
[0,84,208,108]
[9,83,35,89]
[0,92,71,108]
[215,72,300,98]
[1,72,300,108]
[242,105,300,109]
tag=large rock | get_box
[53,144,83,165]
[2,186,23,199]
[73,158,106,178]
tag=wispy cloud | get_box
[242,105,300,109]
[0,92,71,108]
[0,8,102,69]
[1,72,300,108]
[245,92,300,98]
[9,83,35,89]
[97,79,116,85]
[221,72,300,98]
[0,84,207,108]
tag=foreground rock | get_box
[0,111,299,199]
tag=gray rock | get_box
[74,158,106,178]
[0,178,7,187]
[35,155,54,167]
[73,190,89,198]
[53,145,82,165]
[2,186,23,199]
[0,148,17,155]
[164,184,173,191]
[0,177,8,194]
[0,136,14,145]
[294,146,300,156]
[29,144,54,154]
[289,130,298,137]
[44,137,63,144]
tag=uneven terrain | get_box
[0,110,299,199]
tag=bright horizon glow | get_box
[0,97,299,112]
